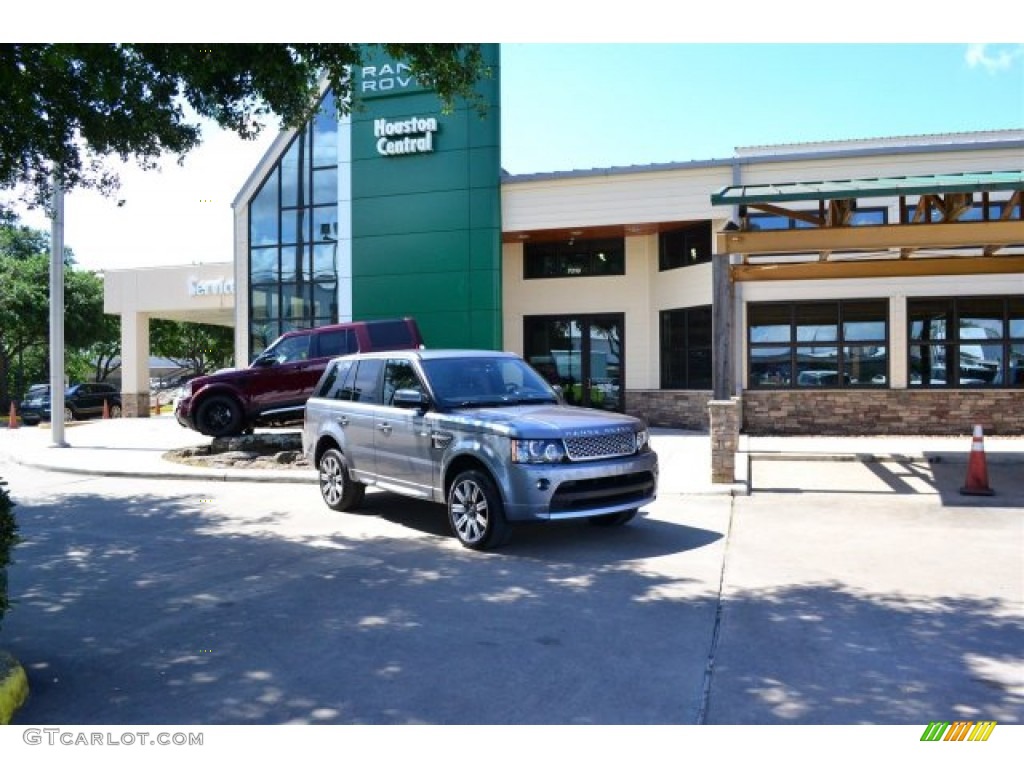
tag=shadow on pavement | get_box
[356,491,722,563]
[708,581,1024,724]
[3,486,721,725]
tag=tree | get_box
[0,220,106,406]
[150,320,234,378]
[0,44,488,212]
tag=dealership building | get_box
[106,44,1024,476]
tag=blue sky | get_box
[5,42,1023,272]
[499,43,1024,173]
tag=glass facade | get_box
[249,91,340,357]
[908,296,1024,387]
[748,300,889,388]
[523,314,624,411]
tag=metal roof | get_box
[710,170,1024,206]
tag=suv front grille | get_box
[564,432,636,461]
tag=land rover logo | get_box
[373,116,438,157]
[360,62,418,94]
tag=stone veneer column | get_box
[708,397,741,484]
[121,392,151,419]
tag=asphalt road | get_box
[0,453,1021,727]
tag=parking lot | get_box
[0,418,1021,729]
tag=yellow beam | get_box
[732,255,1024,282]
[717,220,1024,255]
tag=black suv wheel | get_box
[196,395,243,437]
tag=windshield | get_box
[421,357,559,408]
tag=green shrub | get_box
[0,477,18,632]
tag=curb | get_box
[15,457,318,484]
[0,650,29,724]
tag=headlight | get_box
[512,439,566,464]
[636,429,651,453]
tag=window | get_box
[320,359,357,400]
[267,334,311,364]
[368,319,419,349]
[383,359,422,405]
[748,300,888,388]
[909,296,1023,387]
[524,237,625,279]
[748,207,887,229]
[316,328,356,358]
[247,90,339,358]
[660,306,712,389]
[350,359,383,404]
[659,222,711,271]
[904,199,1022,223]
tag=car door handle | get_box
[378,422,392,435]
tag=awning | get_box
[708,169,1024,279]
[711,170,1024,206]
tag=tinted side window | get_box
[383,359,422,405]
[319,359,357,399]
[350,359,384,403]
[316,328,356,358]
[366,320,415,350]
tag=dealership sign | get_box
[374,116,438,156]
[360,62,420,95]
[188,277,234,297]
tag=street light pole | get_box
[49,172,68,447]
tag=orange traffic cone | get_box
[102,399,110,419]
[7,401,18,429]
[960,424,994,496]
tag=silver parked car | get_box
[302,349,658,550]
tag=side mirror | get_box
[552,384,567,405]
[393,389,429,410]
[252,354,277,368]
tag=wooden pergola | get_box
[713,170,1024,281]
[704,169,1024,482]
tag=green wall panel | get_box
[354,152,471,198]
[469,187,501,230]
[356,231,470,276]
[469,268,501,311]
[351,44,502,349]
[353,189,469,238]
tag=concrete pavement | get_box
[0,414,1021,728]
[2,413,1022,493]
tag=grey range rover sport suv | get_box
[302,349,659,550]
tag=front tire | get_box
[196,395,243,437]
[318,448,365,512]
[447,469,510,550]
[109,403,122,419]
[63,406,75,423]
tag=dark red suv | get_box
[174,318,424,437]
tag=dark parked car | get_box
[19,382,122,425]
[175,317,425,437]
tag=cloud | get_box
[965,44,1024,74]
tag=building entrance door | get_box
[523,314,624,412]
